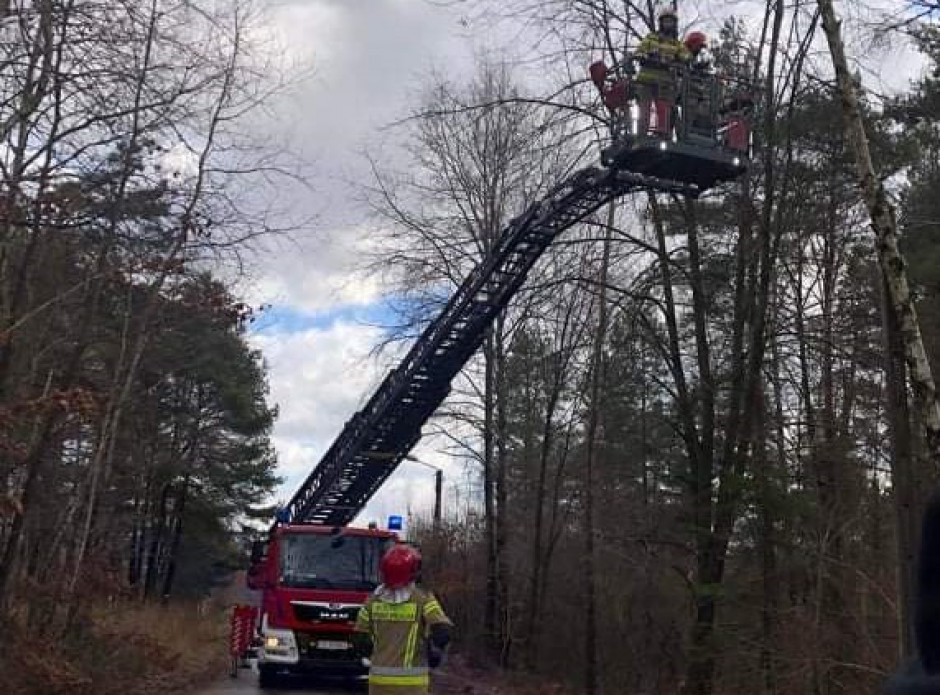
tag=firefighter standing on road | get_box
[634,8,690,137]
[355,544,453,694]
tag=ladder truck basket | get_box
[228,605,259,676]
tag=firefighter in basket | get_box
[354,544,453,694]
[682,31,716,136]
[634,8,691,137]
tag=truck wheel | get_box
[258,664,281,689]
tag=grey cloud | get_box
[238,0,473,315]
[251,321,397,445]
[266,0,470,213]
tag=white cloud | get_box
[251,320,393,444]
[261,0,473,177]
[235,0,476,316]
[243,230,382,313]
[236,0,482,528]
[250,316,481,533]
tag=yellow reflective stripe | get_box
[371,666,429,677]
[368,674,430,686]
[403,622,419,667]
[370,602,418,622]
[423,600,444,618]
[354,604,370,631]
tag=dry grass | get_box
[1,601,229,695]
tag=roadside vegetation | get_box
[1,602,228,695]
[0,1,291,691]
[5,1,940,694]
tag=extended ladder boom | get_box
[283,166,694,527]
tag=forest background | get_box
[3,1,940,694]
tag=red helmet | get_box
[380,544,421,589]
[685,31,707,53]
[588,60,608,88]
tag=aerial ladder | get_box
[237,42,755,688]
[276,58,754,529]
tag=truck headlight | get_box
[262,628,296,654]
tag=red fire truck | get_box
[246,522,397,687]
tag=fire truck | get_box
[243,51,754,688]
[246,521,397,686]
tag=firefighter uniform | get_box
[635,32,691,86]
[355,585,453,694]
[634,10,691,136]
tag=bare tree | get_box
[0,0,299,623]
[816,0,940,668]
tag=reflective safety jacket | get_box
[355,586,453,694]
[635,32,691,85]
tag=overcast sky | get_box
[239,0,931,532]
[241,0,480,531]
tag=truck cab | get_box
[247,523,397,687]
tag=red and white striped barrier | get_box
[229,605,259,677]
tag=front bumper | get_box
[259,631,367,675]
[262,656,368,676]
[269,657,369,677]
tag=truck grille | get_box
[291,602,360,624]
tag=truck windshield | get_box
[279,534,391,591]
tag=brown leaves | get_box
[0,387,103,465]
[0,386,103,424]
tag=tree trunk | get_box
[880,268,918,657]
[144,484,170,599]
[483,327,499,656]
[494,313,511,665]
[582,208,614,695]
[815,196,849,693]
[816,0,940,467]
[524,348,566,669]
[755,381,778,694]
[161,478,189,600]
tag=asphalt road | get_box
[200,666,367,695]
